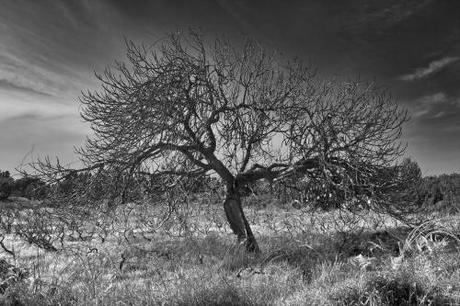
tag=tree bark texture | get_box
[223,187,260,253]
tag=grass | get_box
[1,196,460,305]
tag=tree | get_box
[36,31,409,252]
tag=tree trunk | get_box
[223,186,260,253]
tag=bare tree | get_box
[35,31,409,252]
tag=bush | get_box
[12,176,48,199]
[0,171,14,201]
[0,259,29,295]
[329,266,456,306]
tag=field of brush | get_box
[1,193,460,305]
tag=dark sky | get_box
[1,0,459,175]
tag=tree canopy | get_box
[36,31,410,251]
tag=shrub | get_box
[0,259,29,295]
[0,171,14,201]
[330,272,445,306]
[12,176,48,199]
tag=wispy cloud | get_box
[433,111,446,118]
[411,92,447,118]
[0,49,87,99]
[0,78,53,97]
[417,92,447,105]
[409,91,460,120]
[398,56,459,81]
[0,92,77,123]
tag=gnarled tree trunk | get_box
[223,184,260,253]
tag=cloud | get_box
[0,50,86,99]
[0,91,77,123]
[398,56,459,81]
[410,92,448,118]
[0,78,54,97]
[0,1,122,99]
[417,92,447,105]
[407,92,460,152]
[433,111,446,118]
[454,97,460,108]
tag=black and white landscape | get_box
[0,1,460,305]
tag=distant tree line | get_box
[0,170,47,201]
[2,162,459,213]
[0,167,219,204]
[416,173,460,211]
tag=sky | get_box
[0,0,459,176]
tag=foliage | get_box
[0,170,14,201]
[0,258,29,294]
[271,158,423,216]
[12,176,48,200]
[0,170,49,201]
[417,172,460,212]
[329,272,444,306]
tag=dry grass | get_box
[1,196,460,305]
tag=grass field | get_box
[1,194,460,305]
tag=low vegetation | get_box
[0,189,459,305]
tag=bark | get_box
[223,185,260,253]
